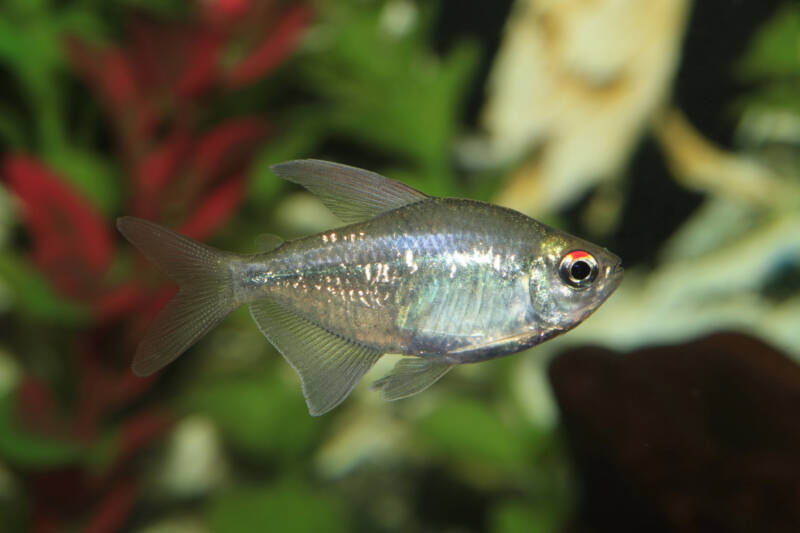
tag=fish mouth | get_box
[604,262,624,277]
[604,262,624,289]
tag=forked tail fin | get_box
[117,217,238,376]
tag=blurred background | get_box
[0,0,798,531]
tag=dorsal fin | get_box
[270,159,429,224]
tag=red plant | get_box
[2,2,311,531]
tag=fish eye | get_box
[559,250,598,289]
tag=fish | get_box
[117,159,623,415]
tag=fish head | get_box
[528,230,623,332]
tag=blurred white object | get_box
[154,416,228,499]
[481,0,690,214]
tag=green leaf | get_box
[736,84,800,116]
[5,0,49,18]
[56,8,107,43]
[302,2,479,195]
[0,253,88,323]
[208,479,349,533]
[117,0,191,18]
[738,4,800,80]
[0,391,85,468]
[489,502,561,533]
[735,5,800,117]
[0,497,26,533]
[0,15,63,83]
[0,11,67,151]
[417,397,526,468]
[247,112,329,206]
[0,104,26,149]
[180,370,319,461]
[46,148,120,214]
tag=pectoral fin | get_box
[270,159,429,223]
[372,358,453,401]
[250,299,382,416]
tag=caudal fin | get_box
[117,217,238,376]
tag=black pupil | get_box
[570,260,591,280]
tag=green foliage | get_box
[247,111,329,206]
[0,499,27,533]
[489,502,562,533]
[301,1,479,195]
[208,479,349,533]
[0,254,88,323]
[738,4,800,79]
[115,0,190,18]
[0,14,64,150]
[0,1,104,153]
[180,369,320,462]
[47,148,120,214]
[0,392,85,468]
[737,3,800,113]
[417,397,527,469]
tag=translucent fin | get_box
[372,358,453,401]
[249,299,382,415]
[253,233,283,252]
[117,217,238,376]
[270,159,429,223]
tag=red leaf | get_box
[66,39,138,113]
[130,130,193,219]
[91,283,149,322]
[31,469,90,531]
[71,309,165,435]
[32,514,59,533]
[126,287,176,344]
[4,156,113,300]
[178,172,246,240]
[114,371,157,405]
[202,0,253,22]
[65,39,154,154]
[190,118,267,188]
[116,411,172,465]
[15,376,60,436]
[225,4,312,87]
[177,29,223,98]
[129,19,222,102]
[82,478,136,533]
[127,21,165,86]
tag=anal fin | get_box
[250,299,382,416]
[372,358,453,401]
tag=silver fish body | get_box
[235,198,619,362]
[118,160,622,415]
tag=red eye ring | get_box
[559,250,598,288]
